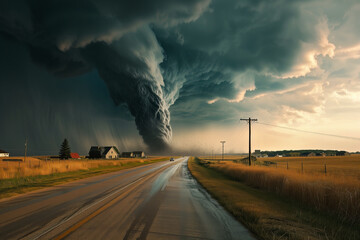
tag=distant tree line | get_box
[260,150,348,157]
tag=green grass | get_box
[188,157,360,240]
[0,158,167,199]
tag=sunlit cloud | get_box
[280,20,335,79]
[335,43,360,59]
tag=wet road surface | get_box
[0,157,255,240]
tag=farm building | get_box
[70,153,80,159]
[121,152,134,158]
[88,146,120,159]
[121,151,146,158]
[253,150,267,158]
[0,149,9,157]
[307,152,316,157]
[133,151,145,158]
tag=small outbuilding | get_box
[0,149,9,157]
[121,152,134,158]
[307,152,316,157]
[133,151,145,158]
[70,153,80,159]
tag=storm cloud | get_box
[1,0,359,154]
[0,0,210,152]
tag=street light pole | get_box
[24,138,28,165]
[220,141,226,162]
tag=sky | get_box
[0,0,360,155]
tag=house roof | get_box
[89,146,120,155]
[0,149,9,153]
[133,151,144,154]
[122,152,133,156]
[70,153,80,159]
[103,146,120,155]
[89,146,101,151]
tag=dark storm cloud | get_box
[0,35,138,155]
[83,29,172,152]
[0,0,347,153]
[0,0,210,152]
[161,0,314,72]
[156,0,329,124]
[244,73,319,98]
[159,40,239,105]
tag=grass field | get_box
[0,156,167,179]
[189,157,360,240]
[263,155,360,178]
[0,156,170,199]
[201,154,360,179]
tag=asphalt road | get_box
[0,157,255,240]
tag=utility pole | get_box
[220,141,226,162]
[24,138,28,166]
[240,117,257,166]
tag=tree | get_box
[59,138,71,159]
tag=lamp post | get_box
[220,141,226,162]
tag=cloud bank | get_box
[1,0,360,154]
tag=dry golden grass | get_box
[202,154,360,178]
[189,157,360,240]
[200,154,247,161]
[202,159,360,225]
[263,154,360,178]
[0,156,165,179]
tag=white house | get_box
[88,146,120,159]
[0,149,9,157]
[103,146,120,159]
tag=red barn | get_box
[70,153,80,159]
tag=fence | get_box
[200,155,360,179]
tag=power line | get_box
[256,122,360,141]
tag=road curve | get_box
[0,157,255,240]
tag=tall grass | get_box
[0,156,169,199]
[202,154,360,178]
[201,160,360,225]
[0,158,151,179]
